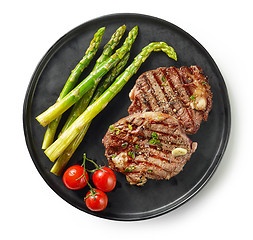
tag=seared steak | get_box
[128,66,213,135]
[102,112,197,186]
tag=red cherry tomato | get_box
[63,165,89,190]
[85,189,108,211]
[92,167,116,192]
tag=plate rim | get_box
[23,12,231,221]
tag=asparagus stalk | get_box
[51,52,130,175]
[91,52,130,103]
[59,25,126,134]
[36,26,138,127]
[45,42,177,162]
[93,25,126,69]
[41,27,105,149]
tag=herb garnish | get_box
[128,151,135,159]
[121,143,128,148]
[189,94,196,103]
[109,125,115,130]
[109,125,121,134]
[149,132,160,145]
[124,165,135,172]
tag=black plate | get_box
[23,13,231,221]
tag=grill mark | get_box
[181,83,195,98]
[107,126,189,163]
[140,121,181,140]
[128,117,145,127]
[185,108,196,133]
[164,68,196,132]
[125,158,172,175]
[125,154,183,180]
[131,159,170,171]
[152,70,173,112]
[148,153,181,165]
[159,68,178,116]
[162,67,177,93]
[167,68,190,103]
[158,69,181,121]
[145,71,170,111]
[146,119,179,130]
[108,140,182,158]
[110,116,184,142]
[144,128,182,141]
[108,128,181,150]
[146,124,178,136]
[149,122,179,132]
[146,148,172,162]
[177,67,190,84]
[136,81,151,112]
[142,74,162,109]
[174,67,194,100]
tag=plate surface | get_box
[23,13,231,221]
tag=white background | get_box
[1,0,252,239]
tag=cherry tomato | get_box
[85,189,108,211]
[63,165,89,190]
[92,167,116,192]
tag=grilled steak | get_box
[102,112,197,186]
[128,66,213,135]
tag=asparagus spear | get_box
[41,27,105,149]
[51,52,130,175]
[45,42,177,162]
[93,25,126,69]
[59,25,126,134]
[91,52,130,103]
[36,26,138,127]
